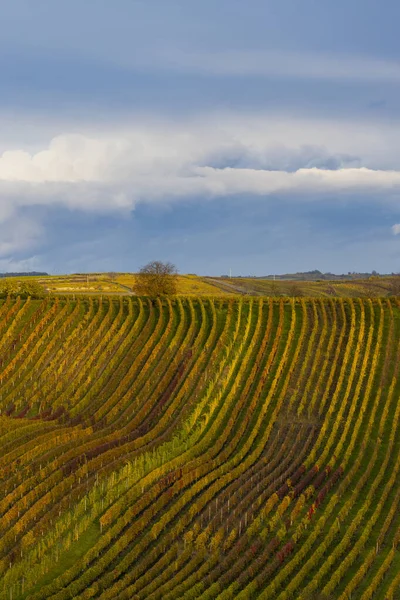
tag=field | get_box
[32,272,400,298]
[0,295,400,599]
[36,274,234,296]
[202,276,398,298]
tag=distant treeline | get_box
[232,269,396,281]
[0,272,49,277]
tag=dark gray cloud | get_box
[202,144,360,172]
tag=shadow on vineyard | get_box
[0,295,399,599]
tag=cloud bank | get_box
[0,117,399,199]
[0,113,399,259]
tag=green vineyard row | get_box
[0,296,399,599]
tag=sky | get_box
[1,0,400,275]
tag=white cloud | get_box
[0,125,398,203]
[0,113,399,257]
[192,166,400,197]
[392,224,400,235]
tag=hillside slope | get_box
[0,296,399,599]
[35,272,400,298]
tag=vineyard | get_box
[0,295,400,599]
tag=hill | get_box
[32,272,400,298]
[244,269,385,281]
[0,296,400,599]
[0,272,49,278]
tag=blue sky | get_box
[1,0,400,275]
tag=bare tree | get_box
[269,281,281,297]
[134,260,178,296]
[287,283,303,297]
